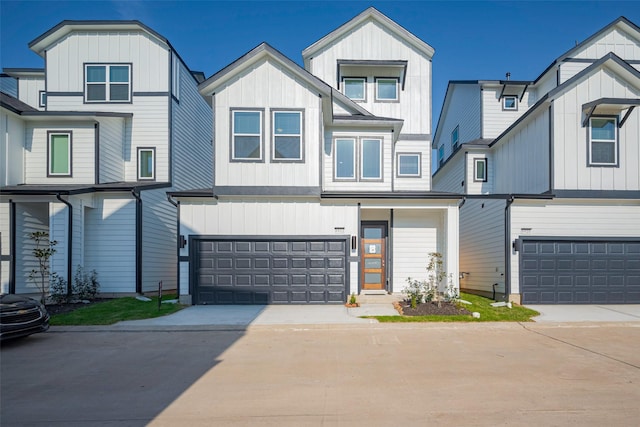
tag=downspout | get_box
[504,196,514,302]
[166,193,179,296]
[458,196,466,209]
[9,200,16,294]
[56,193,73,297]
[131,189,142,294]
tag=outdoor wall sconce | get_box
[351,235,357,250]
[179,235,187,249]
[459,272,470,279]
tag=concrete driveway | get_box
[527,304,640,322]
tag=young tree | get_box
[27,231,57,304]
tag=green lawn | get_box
[370,292,539,322]
[50,295,185,325]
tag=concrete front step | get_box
[356,293,404,304]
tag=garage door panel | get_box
[521,240,640,304]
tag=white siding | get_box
[84,195,136,293]
[17,77,45,110]
[97,117,125,183]
[466,151,494,195]
[24,122,95,184]
[492,107,550,194]
[322,129,393,192]
[535,70,557,98]
[0,203,9,293]
[559,61,591,84]
[509,199,640,295]
[214,58,322,188]
[14,203,49,294]
[571,27,640,61]
[308,19,432,135]
[171,56,212,190]
[552,68,640,191]
[0,110,25,186]
[459,199,506,296]
[481,86,535,139]
[141,188,176,292]
[393,139,431,191]
[431,152,464,193]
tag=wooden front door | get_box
[361,223,387,291]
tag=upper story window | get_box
[438,145,445,167]
[361,139,382,180]
[171,55,180,101]
[272,110,303,161]
[85,64,131,103]
[39,91,46,108]
[502,96,518,111]
[48,131,71,177]
[138,148,155,180]
[451,126,459,151]
[343,78,366,101]
[397,153,421,177]
[474,158,487,182]
[335,138,356,180]
[589,117,617,166]
[375,78,398,101]
[231,109,263,161]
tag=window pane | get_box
[274,112,300,134]
[592,141,615,164]
[274,136,301,159]
[364,273,381,283]
[363,228,383,239]
[234,111,260,134]
[344,79,364,100]
[139,150,153,178]
[452,127,459,144]
[364,259,381,268]
[399,155,419,175]
[377,79,397,100]
[591,118,615,140]
[87,84,106,101]
[362,139,381,179]
[50,134,69,174]
[234,136,261,159]
[110,66,129,83]
[476,160,486,180]
[503,97,516,109]
[336,139,354,178]
[110,84,129,101]
[86,66,106,82]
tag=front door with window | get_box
[361,222,387,291]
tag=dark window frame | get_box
[47,130,72,177]
[396,152,422,178]
[230,108,265,163]
[270,108,305,163]
[137,147,156,181]
[473,158,488,182]
[587,115,619,167]
[84,63,133,104]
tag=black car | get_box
[0,294,50,341]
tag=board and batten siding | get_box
[492,107,550,194]
[433,84,481,161]
[431,152,464,193]
[45,31,169,95]
[24,122,95,184]
[458,199,506,296]
[84,195,136,293]
[481,87,535,139]
[0,110,25,186]
[17,77,45,110]
[97,117,126,183]
[322,129,393,192]
[307,19,432,135]
[570,27,640,61]
[466,151,493,195]
[213,58,322,188]
[509,199,640,295]
[552,70,640,191]
[141,189,177,292]
[14,203,49,294]
[394,139,431,191]
[171,56,212,190]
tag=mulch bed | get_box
[45,299,108,316]
[394,300,471,316]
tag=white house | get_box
[170,8,461,304]
[432,17,640,304]
[0,21,212,297]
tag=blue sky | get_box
[2,1,639,125]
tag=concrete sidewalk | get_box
[527,304,640,322]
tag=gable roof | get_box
[302,7,434,66]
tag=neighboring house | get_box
[170,8,462,304]
[0,21,212,297]
[432,17,640,304]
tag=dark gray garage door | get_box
[192,237,348,304]
[520,239,640,304]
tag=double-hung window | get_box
[451,126,459,152]
[397,153,421,177]
[343,78,366,101]
[85,64,131,102]
[138,148,155,180]
[48,131,71,176]
[375,78,398,101]
[589,117,617,166]
[474,158,487,182]
[272,110,303,161]
[335,138,356,179]
[502,96,518,111]
[361,139,382,179]
[232,110,263,161]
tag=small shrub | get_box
[73,265,100,300]
[443,275,459,303]
[349,293,357,305]
[404,277,424,307]
[49,272,69,305]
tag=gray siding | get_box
[14,203,49,294]
[98,117,126,183]
[141,188,177,292]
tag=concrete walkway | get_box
[527,304,640,322]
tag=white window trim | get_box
[588,116,618,166]
[342,77,366,102]
[375,77,399,101]
[39,91,46,108]
[231,109,263,162]
[271,110,303,162]
[137,147,156,180]
[502,95,518,111]
[397,153,421,177]
[84,63,132,103]
[473,158,487,182]
[334,138,357,180]
[360,138,382,180]
[47,131,72,177]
